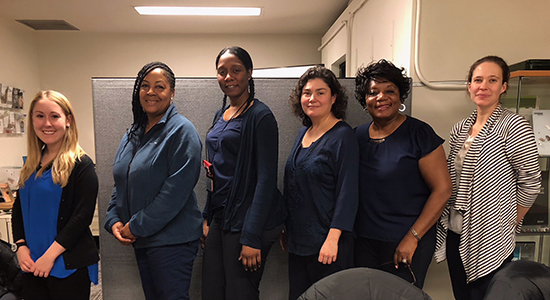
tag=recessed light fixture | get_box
[134,6,261,16]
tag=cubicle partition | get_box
[93,77,411,299]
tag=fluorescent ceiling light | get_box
[134,6,261,16]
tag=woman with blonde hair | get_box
[12,90,99,300]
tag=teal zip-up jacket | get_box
[105,103,203,248]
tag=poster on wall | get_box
[3,86,13,109]
[0,84,6,108]
[0,85,24,110]
[0,110,25,135]
[532,110,550,156]
[12,88,23,109]
[15,113,25,134]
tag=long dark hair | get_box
[128,61,175,146]
[214,46,255,122]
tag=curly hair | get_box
[355,59,410,108]
[289,65,347,127]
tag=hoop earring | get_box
[399,103,406,112]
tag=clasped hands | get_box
[112,221,137,245]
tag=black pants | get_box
[21,267,90,300]
[354,226,436,288]
[288,232,354,300]
[202,219,282,300]
[446,230,513,300]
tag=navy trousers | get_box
[288,232,354,300]
[446,230,513,300]
[202,219,282,300]
[354,226,436,289]
[134,240,200,300]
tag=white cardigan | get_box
[435,105,541,283]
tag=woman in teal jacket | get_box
[104,62,203,300]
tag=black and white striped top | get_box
[435,105,541,283]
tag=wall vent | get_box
[16,20,79,31]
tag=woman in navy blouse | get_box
[353,59,451,288]
[201,46,285,300]
[282,66,359,300]
[12,90,99,300]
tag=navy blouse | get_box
[354,116,444,242]
[284,121,359,256]
[206,116,243,213]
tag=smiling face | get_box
[216,52,252,102]
[301,78,336,121]
[31,98,71,152]
[365,79,401,121]
[139,68,174,123]
[468,62,507,110]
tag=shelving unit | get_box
[504,70,550,265]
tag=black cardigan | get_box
[12,154,99,270]
[205,100,285,249]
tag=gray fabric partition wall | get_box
[93,77,412,300]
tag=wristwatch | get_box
[13,241,27,252]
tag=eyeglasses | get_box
[379,261,417,285]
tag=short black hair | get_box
[355,59,410,108]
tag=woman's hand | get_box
[16,245,35,273]
[121,223,137,242]
[33,254,56,277]
[239,245,261,272]
[201,219,209,249]
[279,229,288,252]
[318,228,341,265]
[112,221,134,245]
[394,234,418,268]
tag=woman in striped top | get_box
[435,55,541,300]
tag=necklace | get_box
[221,99,250,131]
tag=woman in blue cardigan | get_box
[201,46,285,300]
[282,66,359,300]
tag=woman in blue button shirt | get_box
[282,66,359,300]
[12,90,99,300]
[104,62,203,300]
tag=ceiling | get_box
[0,0,349,35]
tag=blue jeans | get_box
[134,240,200,300]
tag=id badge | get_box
[206,177,214,193]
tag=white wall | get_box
[34,32,322,160]
[0,17,40,168]
[412,0,550,148]
[321,0,413,75]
